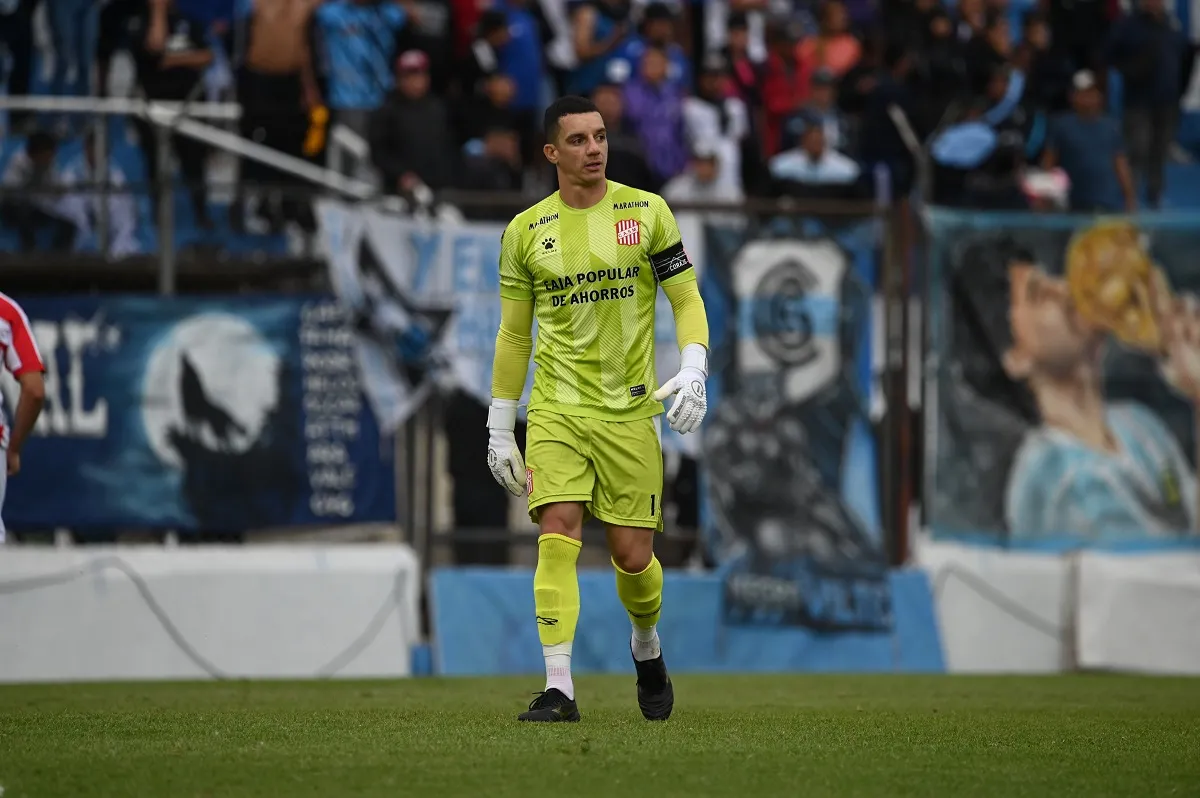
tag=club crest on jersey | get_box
[615,219,640,246]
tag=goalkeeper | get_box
[487,95,709,723]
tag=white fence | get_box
[918,537,1200,675]
[0,545,421,682]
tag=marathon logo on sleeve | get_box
[649,241,692,282]
[528,213,559,231]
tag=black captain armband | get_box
[649,241,692,283]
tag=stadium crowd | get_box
[0,0,1196,243]
[0,0,1196,563]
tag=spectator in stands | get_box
[1020,11,1072,113]
[313,0,410,138]
[456,71,518,144]
[769,111,864,199]
[0,0,37,131]
[590,81,658,190]
[457,73,533,161]
[498,0,550,121]
[968,73,1034,210]
[622,44,688,184]
[783,67,846,152]
[966,11,1010,95]
[129,0,215,230]
[721,11,762,109]
[46,0,99,128]
[231,0,323,235]
[910,9,968,133]
[858,42,918,203]
[930,63,1033,208]
[97,0,141,97]
[622,3,691,92]
[760,20,808,158]
[836,28,883,141]
[567,0,635,96]
[450,0,481,66]
[1046,0,1111,78]
[1107,0,1192,209]
[369,50,457,196]
[683,53,751,192]
[457,125,525,208]
[713,0,770,64]
[1042,70,1136,213]
[535,0,578,97]
[797,1,861,79]
[58,131,141,259]
[492,0,546,165]
[662,145,744,226]
[0,132,75,253]
[460,9,509,94]
[399,0,455,96]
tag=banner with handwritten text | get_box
[0,296,395,532]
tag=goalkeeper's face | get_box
[545,111,608,187]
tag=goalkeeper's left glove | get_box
[652,343,708,434]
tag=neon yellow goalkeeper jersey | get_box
[499,180,697,422]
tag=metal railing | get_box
[0,96,377,294]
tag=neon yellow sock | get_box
[613,555,663,630]
[533,533,582,648]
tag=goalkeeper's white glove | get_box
[486,398,526,496]
[652,343,708,434]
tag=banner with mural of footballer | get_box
[927,208,1200,550]
[0,296,395,532]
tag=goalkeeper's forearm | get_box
[490,296,534,402]
[663,279,709,352]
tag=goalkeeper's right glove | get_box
[487,398,526,496]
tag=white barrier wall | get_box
[1078,552,1200,674]
[0,545,422,683]
[916,538,1073,673]
[918,536,1200,675]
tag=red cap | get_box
[397,50,430,72]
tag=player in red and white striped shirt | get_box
[0,292,46,544]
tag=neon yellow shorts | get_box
[525,410,664,531]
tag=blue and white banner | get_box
[0,296,395,532]
[699,221,888,630]
[927,208,1200,551]
[314,200,708,456]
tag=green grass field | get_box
[1,675,1197,797]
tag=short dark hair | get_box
[543,96,600,143]
[949,235,1039,420]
